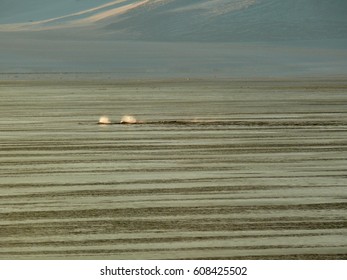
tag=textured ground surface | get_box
[0,78,346,259]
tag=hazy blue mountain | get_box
[102,0,347,41]
[1,0,346,41]
[0,0,107,23]
[0,1,346,77]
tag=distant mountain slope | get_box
[1,0,346,42]
[102,0,347,41]
[0,0,113,23]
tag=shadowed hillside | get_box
[0,1,346,77]
[103,0,347,41]
[1,0,347,41]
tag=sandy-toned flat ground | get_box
[0,78,346,259]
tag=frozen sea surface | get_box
[0,78,346,259]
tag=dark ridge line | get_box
[3,184,340,199]
[97,120,230,126]
[0,203,345,220]
[96,120,347,126]
[0,245,345,258]
[0,231,339,248]
[187,254,347,260]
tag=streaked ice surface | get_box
[0,79,346,259]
